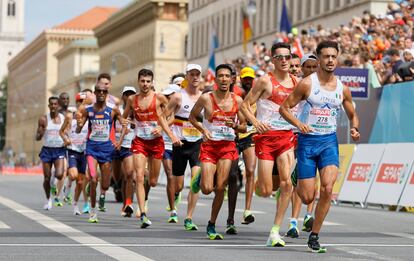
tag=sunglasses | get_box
[273,54,292,61]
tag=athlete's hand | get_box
[171,135,183,146]
[350,127,360,142]
[254,122,270,134]
[63,139,72,147]
[298,123,312,134]
[203,129,212,142]
[224,118,237,129]
[151,126,162,137]
[114,142,122,151]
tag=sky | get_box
[25,0,132,43]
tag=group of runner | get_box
[36,40,360,253]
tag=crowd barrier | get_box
[0,166,43,175]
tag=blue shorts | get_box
[39,147,66,163]
[296,133,339,179]
[67,149,87,174]
[112,147,132,160]
[163,149,173,160]
[86,141,114,164]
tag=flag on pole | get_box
[242,8,253,53]
[291,38,304,58]
[206,25,219,83]
[280,0,291,33]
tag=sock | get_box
[271,225,280,233]
[171,209,177,215]
[125,198,132,206]
[306,212,312,217]
[290,218,298,226]
[208,221,215,226]
[174,192,179,197]
[310,232,318,238]
[100,194,105,199]
[141,212,146,218]
[73,201,78,206]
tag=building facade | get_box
[6,7,117,163]
[94,0,188,94]
[0,0,25,80]
[188,0,391,67]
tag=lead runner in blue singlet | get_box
[280,40,360,253]
[76,83,126,223]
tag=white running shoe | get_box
[73,205,81,216]
[43,198,52,210]
[266,231,285,247]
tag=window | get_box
[7,0,16,17]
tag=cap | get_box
[122,86,137,94]
[186,64,202,73]
[240,67,255,79]
[300,53,318,66]
[161,84,181,96]
[75,92,86,101]
[172,77,184,85]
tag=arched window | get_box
[7,0,16,17]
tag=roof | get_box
[53,7,119,31]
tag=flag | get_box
[280,0,291,33]
[206,25,219,83]
[291,38,304,58]
[242,8,253,53]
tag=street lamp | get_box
[246,0,257,15]
[111,53,132,75]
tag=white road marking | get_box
[0,220,10,229]
[0,196,153,261]
[295,217,343,226]
[381,232,414,240]
[0,243,413,248]
[235,209,266,214]
[336,246,404,261]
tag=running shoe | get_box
[207,222,224,240]
[140,214,152,229]
[82,203,90,214]
[64,193,73,205]
[123,205,134,218]
[73,205,81,216]
[308,234,327,253]
[285,223,299,238]
[168,212,178,223]
[302,215,314,232]
[54,197,63,207]
[184,218,198,231]
[266,231,285,247]
[98,195,106,212]
[50,186,57,196]
[190,170,201,194]
[43,199,52,210]
[88,212,99,223]
[225,221,237,235]
[241,210,255,225]
[291,166,298,187]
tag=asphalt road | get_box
[0,175,413,261]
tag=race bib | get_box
[210,121,235,141]
[135,121,158,140]
[308,108,337,134]
[182,121,202,142]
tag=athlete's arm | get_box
[76,106,87,134]
[152,93,168,137]
[159,93,181,145]
[342,85,360,142]
[113,107,126,150]
[230,96,247,133]
[280,77,312,134]
[59,112,73,146]
[240,77,270,134]
[36,115,47,141]
[189,94,210,139]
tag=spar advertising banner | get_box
[334,68,369,99]
[332,144,355,200]
[337,144,385,203]
[366,143,414,205]
[398,164,414,206]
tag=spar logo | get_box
[376,164,404,184]
[347,163,371,182]
[311,108,330,116]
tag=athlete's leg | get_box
[99,162,112,194]
[210,158,232,224]
[227,160,239,223]
[86,155,99,209]
[243,147,256,210]
[312,165,338,234]
[200,162,217,195]
[148,157,162,187]
[133,154,148,215]
[56,159,67,200]
[274,149,294,226]
[186,166,200,219]
[122,155,135,207]
[291,188,302,218]
[42,162,53,199]
[256,159,275,197]
[163,157,175,211]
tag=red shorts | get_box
[254,130,295,161]
[199,140,238,164]
[131,136,164,159]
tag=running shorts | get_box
[172,140,201,176]
[236,133,255,153]
[86,141,114,164]
[199,140,238,164]
[254,130,295,161]
[39,147,66,163]
[67,149,87,174]
[163,149,173,160]
[112,146,132,160]
[131,136,164,159]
